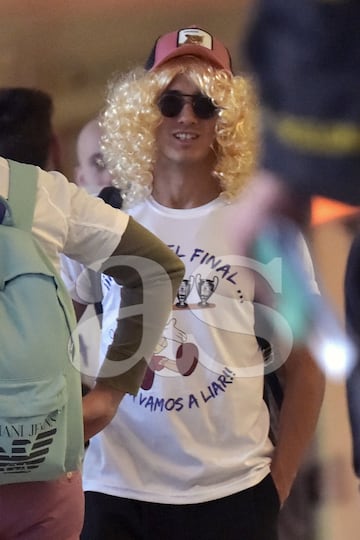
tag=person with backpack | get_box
[0,154,184,539]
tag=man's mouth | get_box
[174,132,198,141]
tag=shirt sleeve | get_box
[32,168,129,270]
[96,216,185,395]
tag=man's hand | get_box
[270,346,325,506]
[82,381,125,442]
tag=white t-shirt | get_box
[0,157,129,270]
[82,196,319,504]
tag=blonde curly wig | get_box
[101,57,259,208]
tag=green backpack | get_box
[0,159,84,485]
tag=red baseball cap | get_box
[145,26,233,74]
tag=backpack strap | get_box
[7,159,38,231]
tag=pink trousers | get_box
[0,471,84,540]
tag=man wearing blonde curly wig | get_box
[79,26,324,540]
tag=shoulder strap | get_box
[7,159,38,231]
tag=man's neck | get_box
[152,162,221,209]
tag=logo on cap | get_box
[177,28,213,51]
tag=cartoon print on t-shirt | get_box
[141,273,220,390]
[141,317,199,390]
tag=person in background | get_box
[77,26,325,540]
[345,229,360,480]
[75,117,113,195]
[231,0,360,255]
[61,116,116,296]
[233,2,360,534]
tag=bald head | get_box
[75,118,112,194]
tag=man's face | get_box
[75,120,112,195]
[155,74,217,168]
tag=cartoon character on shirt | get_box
[141,317,199,390]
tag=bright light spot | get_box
[309,335,356,380]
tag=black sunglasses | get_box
[157,91,219,120]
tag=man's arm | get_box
[270,346,325,505]
[82,216,185,441]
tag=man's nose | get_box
[178,101,197,122]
